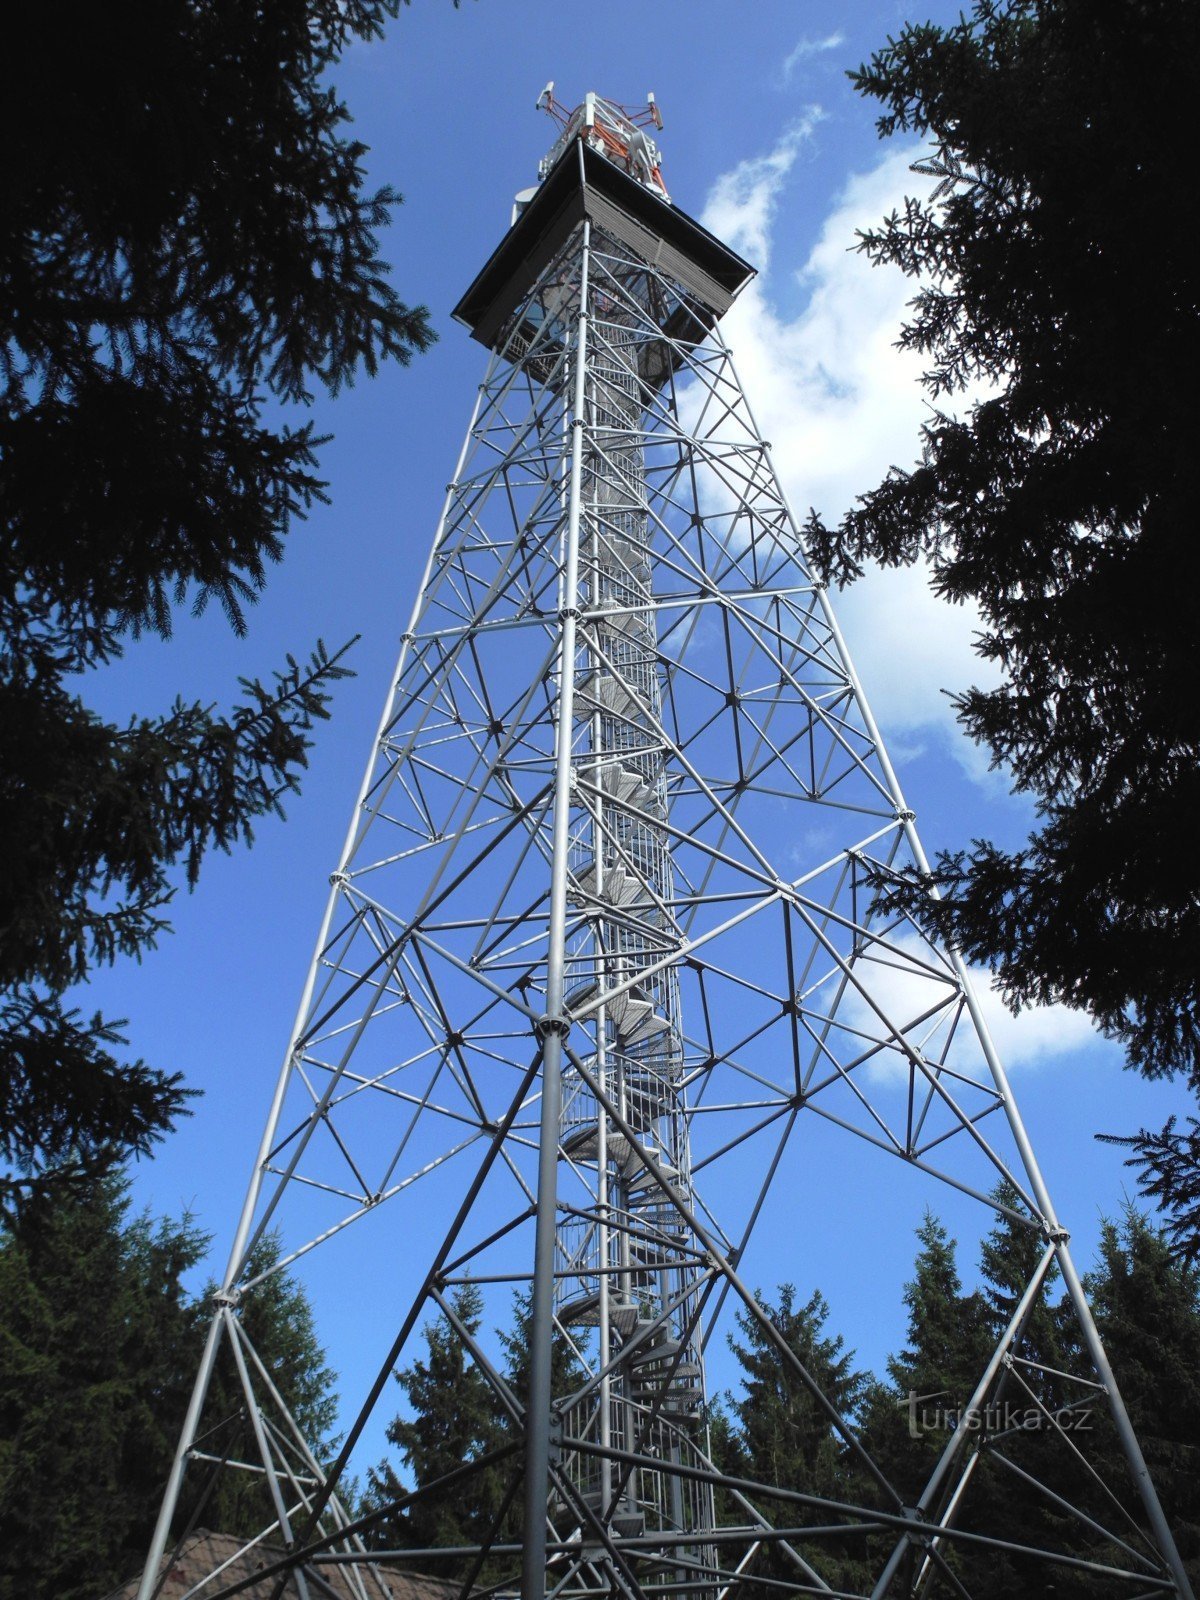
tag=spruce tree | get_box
[185,1235,341,1541]
[954,1193,1083,1597]
[978,1186,1064,1370]
[858,1214,991,1592]
[706,1398,741,1528]
[365,1283,508,1572]
[807,0,1200,1201]
[861,1202,1200,1597]
[862,1213,990,1501]
[724,1284,873,1596]
[0,1174,206,1600]
[0,1178,342,1599]
[1102,1116,1200,1264]
[1082,1211,1200,1590]
[496,1286,585,1419]
[1,0,442,1204]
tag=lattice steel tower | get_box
[137,91,1193,1600]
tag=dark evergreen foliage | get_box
[185,1236,342,1541]
[859,1200,1200,1596]
[859,1203,1088,1596]
[0,1175,205,1599]
[1083,1210,1200,1588]
[806,2,1200,1151]
[365,1283,510,1570]
[722,1284,875,1595]
[1101,1116,1200,1266]
[955,1198,1084,1597]
[496,1285,587,1418]
[859,1213,991,1511]
[365,1285,588,1583]
[362,1216,1200,1594]
[0,1174,339,1600]
[1,0,439,1204]
[705,1398,741,1527]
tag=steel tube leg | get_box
[135,1312,224,1600]
[732,341,1194,1600]
[1057,1239,1195,1600]
[521,221,591,1600]
[521,1023,566,1600]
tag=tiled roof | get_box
[105,1528,464,1600]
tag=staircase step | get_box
[556,1290,640,1335]
[627,1337,682,1368]
[575,671,641,723]
[557,1290,602,1326]
[598,759,653,810]
[565,983,669,1046]
[572,859,639,906]
[560,1121,632,1166]
[622,1147,679,1192]
[578,1491,645,1540]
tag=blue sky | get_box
[84,0,1191,1468]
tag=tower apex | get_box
[454,92,753,359]
[536,86,668,200]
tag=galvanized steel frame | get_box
[136,210,1193,1600]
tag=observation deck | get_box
[453,99,754,358]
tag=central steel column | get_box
[521,222,592,1600]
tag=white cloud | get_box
[701,137,1002,778]
[976,978,1101,1070]
[701,110,825,268]
[838,564,1000,789]
[838,933,1102,1085]
[692,134,1106,1084]
[782,32,846,80]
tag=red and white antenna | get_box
[535,84,669,201]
